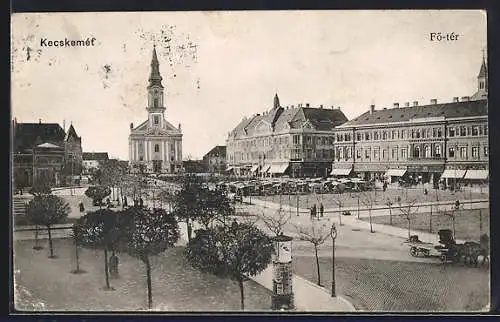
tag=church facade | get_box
[129,46,183,174]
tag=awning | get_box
[386,169,407,177]
[250,165,259,173]
[269,163,289,174]
[262,164,271,173]
[441,169,466,179]
[330,168,352,176]
[464,170,489,180]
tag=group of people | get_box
[310,203,324,219]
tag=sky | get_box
[11,10,487,160]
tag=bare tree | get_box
[360,192,378,233]
[293,221,331,286]
[385,198,394,226]
[397,198,420,241]
[256,207,290,236]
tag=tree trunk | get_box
[314,244,321,286]
[369,210,373,233]
[145,256,153,309]
[104,248,110,289]
[47,226,55,258]
[338,205,342,226]
[479,209,482,235]
[389,207,393,226]
[429,205,433,233]
[75,240,80,272]
[238,275,245,310]
[33,225,43,250]
[407,219,411,240]
[452,217,455,239]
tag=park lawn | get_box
[293,255,489,312]
[254,188,488,210]
[358,208,490,241]
[13,239,272,311]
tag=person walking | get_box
[319,203,324,217]
[312,204,317,219]
[139,197,144,208]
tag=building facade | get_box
[331,57,488,187]
[12,120,83,188]
[129,46,183,174]
[226,94,348,177]
[82,152,109,174]
[203,145,227,173]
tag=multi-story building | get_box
[331,57,488,188]
[82,152,109,174]
[12,119,83,188]
[129,46,183,174]
[226,94,348,177]
[203,145,227,173]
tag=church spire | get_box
[478,50,487,78]
[148,45,163,88]
[273,93,280,109]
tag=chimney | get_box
[453,97,459,102]
[306,103,310,107]
[413,101,418,107]
[319,104,323,109]
[430,99,437,105]
[63,120,66,131]
[337,106,341,110]
[461,96,470,102]
[178,123,182,131]
[404,102,410,107]
[393,102,399,108]
[383,107,387,110]
[39,118,42,124]
[370,104,375,114]
[291,105,294,108]
[130,122,134,129]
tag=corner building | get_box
[129,46,183,174]
[331,57,488,187]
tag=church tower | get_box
[147,45,166,128]
[472,52,488,100]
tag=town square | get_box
[11,11,489,312]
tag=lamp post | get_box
[330,223,338,297]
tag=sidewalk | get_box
[175,221,356,312]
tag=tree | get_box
[397,198,420,240]
[439,203,459,239]
[197,188,234,229]
[293,221,331,286]
[85,186,111,208]
[77,209,126,290]
[123,207,180,309]
[361,192,378,233]
[256,207,290,236]
[184,222,273,310]
[385,198,394,226]
[172,175,204,242]
[26,195,70,258]
[100,159,128,201]
[71,220,86,274]
[29,178,52,196]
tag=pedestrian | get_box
[123,196,128,208]
[79,201,85,213]
[139,197,144,208]
[319,203,324,217]
[310,206,314,220]
[133,199,138,207]
[312,204,317,219]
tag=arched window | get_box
[424,145,431,158]
[154,144,159,152]
[414,146,420,158]
[435,145,442,157]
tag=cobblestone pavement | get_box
[13,239,272,311]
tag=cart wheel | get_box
[440,255,447,262]
[423,250,430,257]
[410,247,418,257]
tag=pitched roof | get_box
[339,99,487,128]
[65,124,81,142]
[299,108,348,131]
[37,142,63,149]
[478,58,487,78]
[13,123,66,153]
[204,145,226,158]
[82,152,109,161]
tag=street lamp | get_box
[330,223,338,297]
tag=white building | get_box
[129,46,183,173]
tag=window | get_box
[293,135,300,145]
[391,130,396,139]
[472,126,479,136]
[374,132,379,140]
[356,149,361,159]
[449,127,455,137]
[392,148,397,159]
[480,82,484,89]
[435,145,441,157]
[484,125,488,135]
[449,147,455,158]
[432,128,437,137]
[401,148,407,159]
[346,147,352,159]
[139,156,143,161]
[402,130,407,139]
[460,147,467,159]
[365,149,370,159]
[338,148,344,160]
[154,144,159,152]
[154,116,159,125]
[472,147,479,159]
[383,131,387,140]
[437,128,442,137]
[414,146,420,158]
[416,130,421,139]
[154,98,158,108]
[356,133,362,141]
[365,132,370,141]
[484,146,488,157]
[382,149,387,159]
[424,145,431,158]
[460,127,467,136]
[374,149,379,160]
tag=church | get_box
[129,46,183,174]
